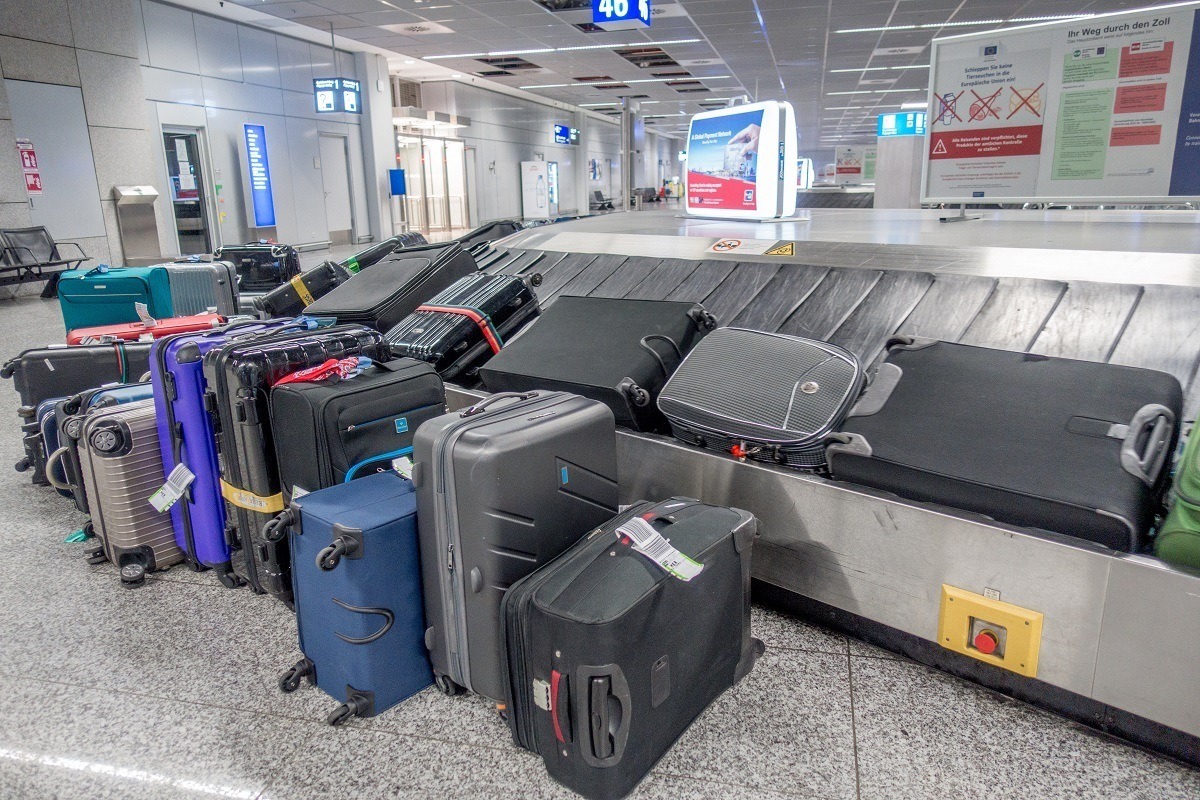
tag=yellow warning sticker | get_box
[764,242,796,257]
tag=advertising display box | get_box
[685,101,798,220]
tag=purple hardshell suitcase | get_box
[150,318,316,582]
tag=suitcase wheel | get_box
[529,272,543,288]
[217,570,243,589]
[327,690,373,726]
[627,384,650,407]
[13,457,29,473]
[84,545,107,566]
[434,673,464,697]
[279,658,315,693]
[119,562,147,588]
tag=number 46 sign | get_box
[593,0,650,27]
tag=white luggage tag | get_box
[392,456,415,480]
[616,517,704,581]
[149,463,195,512]
[134,302,157,328]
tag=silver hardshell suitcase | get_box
[657,327,864,469]
[78,400,183,587]
[167,260,239,316]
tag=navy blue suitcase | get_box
[272,471,433,724]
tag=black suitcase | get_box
[502,498,763,800]
[254,261,349,319]
[203,325,389,601]
[304,243,478,332]
[478,296,716,433]
[658,327,864,469]
[413,391,620,701]
[213,242,302,293]
[253,234,431,319]
[340,231,428,273]
[269,358,446,499]
[455,220,521,252]
[4,342,153,481]
[385,273,540,382]
[827,337,1183,551]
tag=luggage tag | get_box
[392,456,415,480]
[134,302,157,328]
[615,517,704,581]
[149,463,196,513]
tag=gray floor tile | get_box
[0,675,316,800]
[350,684,512,748]
[753,604,848,656]
[845,636,904,661]
[850,656,1200,800]
[0,562,332,723]
[657,649,858,799]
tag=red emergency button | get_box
[973,630,999,655]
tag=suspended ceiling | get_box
[228,0,1157,152]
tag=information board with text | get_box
[923,2,1200,203]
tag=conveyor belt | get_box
[492,247,1200,416]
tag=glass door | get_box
[163,130,212,254]
[394,132,472,237]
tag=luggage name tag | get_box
[149,463,196,513]
[615,517,704,581]
[392,456,415,480]
[134,302,157,328]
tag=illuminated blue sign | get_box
[554,124,571,144]
[877,111,927,137]
[243,124,276,228]
[593,0,650,27]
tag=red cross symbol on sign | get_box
[1007,84,1045,119]
[936,92,963,124]
[969,89,1003,121]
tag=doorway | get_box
[319,134,354,246]
[162,129,212,255]
[395,133,472,238]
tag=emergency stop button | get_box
[973,629,999,655]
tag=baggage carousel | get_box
[452,208,1200,766]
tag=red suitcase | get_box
[67,314,226,345]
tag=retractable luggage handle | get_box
[575,664,632,767]
[1117,404,1176,487]
[460,391,538,418]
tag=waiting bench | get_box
[0,226,90,297]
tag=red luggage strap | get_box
[417,304,504,354]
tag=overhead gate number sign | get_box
[923,2,1200,203]
[593,0,650,27]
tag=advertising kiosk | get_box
[685,100,799,219]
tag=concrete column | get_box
[873,135,925,209]
[355,51,396,241]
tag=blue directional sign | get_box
[593,0,650,27]
[243,124,276,228]
[877,112,927,137]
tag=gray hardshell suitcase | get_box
[77,400,183,587]
[413,391,619,701]
[168,260,239,316]
[658,327,864,470]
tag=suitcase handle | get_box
[1119,404,1176,487]
[461,391,538,418]
[577,664,631,766]
[44,447,74,492]
[640,335,683,379]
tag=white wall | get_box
[422,81,622,222]
[136,0,371,249]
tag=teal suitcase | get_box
[57,265,175,331]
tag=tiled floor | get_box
[1,285,1198,799]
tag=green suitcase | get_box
[1156,426,1200,569]
[57,264,175,331]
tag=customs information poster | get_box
[924,3,1200,201]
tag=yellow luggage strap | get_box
[289,275,315,306]
[220,479,285,513]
